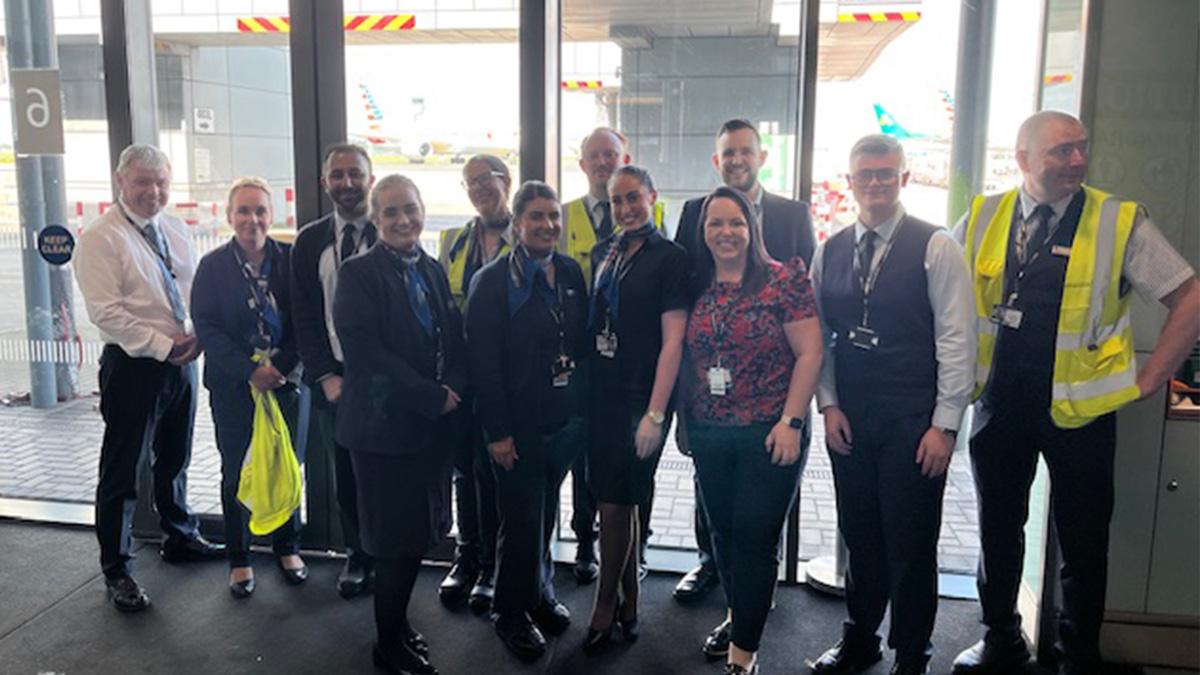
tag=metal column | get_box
[519,0,560,187]
[947,0,998,225]
[4,0,57,409]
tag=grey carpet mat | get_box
[0,519,1060,674]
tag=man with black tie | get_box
[673,119,816,622]
[292,143,377,597]
[75,144,224,613]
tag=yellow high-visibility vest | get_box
[558,197,665,288]
[964,185,1140,429]
[439,223,511,308]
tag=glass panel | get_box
[0,0,112,505]
[151,5,298,517]
[558,0,805,560]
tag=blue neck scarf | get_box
[385,244,435,337]
[588,222,657,327]
[507,244,557,318]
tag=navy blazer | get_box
[291,214,339,385]
[674,190,816,268]
[333,244,468,456]
[191,238,299,394]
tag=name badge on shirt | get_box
[990,304,1023,330]
[552,354,575,388]
[847,326,880,351]
[707,366,732,396]
[1051,245,1072,258]
[596,331,618,358]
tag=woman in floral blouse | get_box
[683,185,822,675]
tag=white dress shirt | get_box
[811,204,977,431]
[74,202,197,362]
[316,212,373,364]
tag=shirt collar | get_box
[118,199,156,230]
[854,203,906,243]
[584,192,608,218]
[334,211,366,233]
[1018,185,1076,222]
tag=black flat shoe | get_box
[438,560,477,605]
[106,575,150,612]
[372,643,437,674]
[494,614,547,661]
[808,639,884,674]
[160,535,226,563]
[276,557,308,585]
[674,564,719,603]
[468,568,495,614]
[703,618,733,660]
[583,623,617,655]
[530,599,570,636]
[724,662,759,675]
[338,558,370,598]
[405,628,429,658]
[951,637,1030,674]
[229,576,255,599]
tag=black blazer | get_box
[291,214,339,385]
[333,244,468,456]
[674,190,816,268]
[191,238,299,394]
[465,253,588,443]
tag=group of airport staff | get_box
[72,110,1199,675]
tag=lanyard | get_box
[121,205,174,275]
[1006,213,1062,305]
[232,244,279,347]
[851,233,898,327]
[707,287,738,367]
[548,281,568,358]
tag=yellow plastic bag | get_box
[237,388,303,536]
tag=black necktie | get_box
[1025,204,1054,262]
[597,201,613,240]
[362,222,378,248]
[857,230,877,291]
[340,223,358,262]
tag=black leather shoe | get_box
[338,558,370,598]
[951,638,1030,673]
[724,663,759,675]
[405,628,429,658]
[890,661,929,675]
[372,642,437,674]
[808,640,884,674]
[106,575,151,612]
[617,603,639,643]
[530,599,571,636]
[159,535,226,563]
[229,567,255,599]
[703,618,732,660]
[468,567,495,614]
[276,556,308,585]
[494,614,547,661]
[438,560,477,605]
[674,564,719,603]
[573,551,599,585]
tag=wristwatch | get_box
[646,410,666,425]
[781,415,804,430]
[936,426,958,438]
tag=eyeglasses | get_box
[849,168,901,186]
[462,170,506,190]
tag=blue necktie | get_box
[141,223,188,326]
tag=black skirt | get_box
[350,439,451,559]
[587,393,665,505]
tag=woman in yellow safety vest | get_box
[439,155,515,307]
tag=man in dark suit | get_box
[672,119,816,629]
[291,143,377,597]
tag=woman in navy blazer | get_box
[191,177,307,599]
[334,174,467,675]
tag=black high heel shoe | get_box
[583,623,617,655]
[616,602,639,643]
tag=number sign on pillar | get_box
[11,68,65,156]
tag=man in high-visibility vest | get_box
[951,111,1199,675]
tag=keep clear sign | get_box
[38,225,75,265]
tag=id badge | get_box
[596,331,618,358]
[989,304,1023,330]
[847,326,880,351]
[707,366,732,396]
[551,354,575,388]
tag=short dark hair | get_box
[691,185,774,302]
[607,164,655,195]
[322,143,373,175]
[717,118,761,144]
[511,180,559,221]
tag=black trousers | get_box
[491,416,583,619]
[971,407,1115,664]
[569,450,597,552]
[830,410,946,661]
[211,384,305,568]
[451,411,499,569]
[691,422,803,653]
[95,345,200,579]
[311,382,371,565]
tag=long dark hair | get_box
[691,186,774,302]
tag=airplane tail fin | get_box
[872,103,924,139]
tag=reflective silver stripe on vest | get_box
[1051,366,1137,400]
[1084,195,1123,346]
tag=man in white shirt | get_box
[74,144,224,613]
